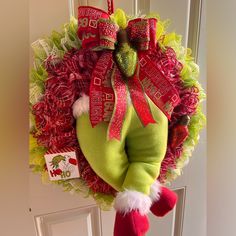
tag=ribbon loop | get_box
[77,6,110,49]
[128,18,157,50]
[98,19,118,50]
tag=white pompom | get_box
[72,94,89,118]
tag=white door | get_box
[29,1,206,236]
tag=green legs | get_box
[76,99,168,195]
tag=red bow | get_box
[78,6,180,140]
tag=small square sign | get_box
[44,148,80,181]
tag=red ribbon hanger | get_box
[107,0,114,15]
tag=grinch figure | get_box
[73,6,178,235]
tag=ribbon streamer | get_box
[108,66,127,140]
[90,51,115,127]
[127,67,156,126]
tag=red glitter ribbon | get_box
[108,66,127,140]
[78,6,180,140]
[90,51,115,127]
[128,66,156,126]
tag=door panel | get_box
[35,206,101,236]
[148,188,186,236]
[29,173,95,215]
[150,0,190,47]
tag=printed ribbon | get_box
[78,6,180,140]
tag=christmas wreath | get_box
[29,5,205,218]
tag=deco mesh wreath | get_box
[29,5,205,217]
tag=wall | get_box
[0,0,34,235]
[207,0,236,235]
[29,0,70,43]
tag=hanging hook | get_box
[107,0,114,15]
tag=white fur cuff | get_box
[114,190,152,216]
[149,180,162,202]
[72,94,89,118]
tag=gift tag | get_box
[44,148,80,181]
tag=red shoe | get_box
[113,190,152,236]
[114,210,149,236]
[150,184,178,217]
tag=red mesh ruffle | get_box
[33,45,200,192]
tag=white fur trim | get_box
[149,180,162,202]
[114,190,152,216]
[72,94,89,118]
